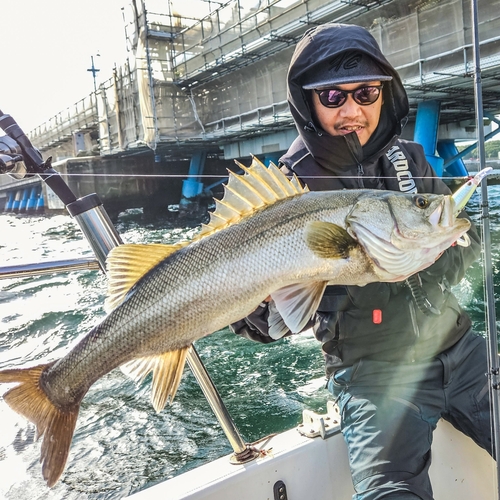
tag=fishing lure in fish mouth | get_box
[451,167,493,247]
[452,167,493,215]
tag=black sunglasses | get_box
[314,84,384,108]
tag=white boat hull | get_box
[128,418,496,499]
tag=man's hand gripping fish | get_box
[0,159,489,486]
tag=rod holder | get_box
[66,193,123,270]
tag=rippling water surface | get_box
[0,187,499,499]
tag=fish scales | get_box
[33,192,369,408]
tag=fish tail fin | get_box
[0,363,80,487]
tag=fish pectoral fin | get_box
[105,243,185,312]
[0,363,80,488]
[305,221,358,259]
[121,346,190,412]
[267,300,290,340]
[270,281,328,337]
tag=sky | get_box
[1,0,130,132]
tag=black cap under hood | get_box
[286,23,410,173]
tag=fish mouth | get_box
[427,198,470,246]
[426,197,471,246]
[428,201,445,227]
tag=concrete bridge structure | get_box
[4,0,500,215]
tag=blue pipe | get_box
[413,100,444,176]
[4,191,15,211]
[442,125,500,170]
[263,154,281,167]
[181,151,207,201]
[36,192,45,212]
[437,141,468,177]
[26,187,39,212]
[19,188,30,212]
[12,190,23,212]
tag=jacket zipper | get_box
[343,135,365,188]
[357,163,365,188]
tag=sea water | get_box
[0,188,499,499]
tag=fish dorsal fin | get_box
[269,281,328,339]
[105,243,185,312]
[120,346,190,412]
[195,156,308,240]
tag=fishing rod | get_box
[0,110,123,268]
[470,0,500,495]
[0,111,78,206]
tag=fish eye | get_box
[413,195,429,209]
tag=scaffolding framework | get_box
[27,0,500,160]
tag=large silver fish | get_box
[0,159,485,487]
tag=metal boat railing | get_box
[0,258,100,279]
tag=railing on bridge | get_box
[27,0,500,161]
[161,0,395,88]
[28,93,99,158]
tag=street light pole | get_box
[87,54,101,150]
[87,54,101,93]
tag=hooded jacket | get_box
[230,23,480,375]
[285,23,409,182]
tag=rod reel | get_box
[0,134,28,179]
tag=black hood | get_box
[286,23,410,173]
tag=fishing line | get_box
[2,172,490,180]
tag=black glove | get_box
[0,135,26,178]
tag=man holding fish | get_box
[0,23,492,493]
[231,23,491,499]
